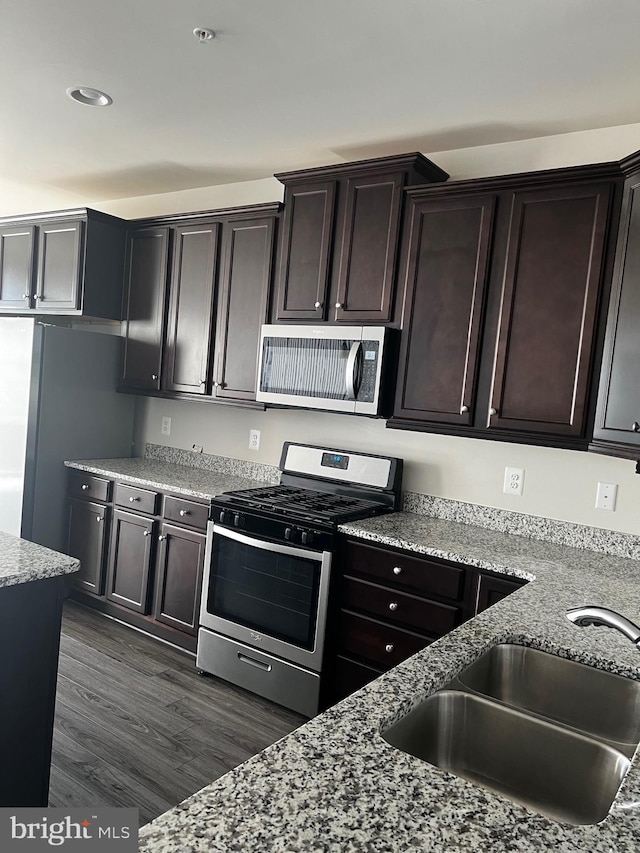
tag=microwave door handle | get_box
[345,341,362,400]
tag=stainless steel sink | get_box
[382,690,631,826]
[455,644,640,755]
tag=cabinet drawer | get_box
[338,610,431,670]
[342,576,461,636]
[344,539,465,602]
[114,483,159,515]
[68,470,111,503]
[332,655,382,704]
[163,496,209,531]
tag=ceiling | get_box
[1,0,639,214]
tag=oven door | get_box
[199,522,332,671]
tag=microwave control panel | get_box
[358,340,380,401]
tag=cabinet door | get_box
[334,172,405,322]
[0,226,35,310]
[121,228,170,391]
[593,173,640,452]
[276,181,335,320]
[488,183,611,437]
[394,195,495,426]
[475,573,526,615]
[106,509,155,613]
[35,220,84,311]
[164,223,219,394]
[66,499,109,597]
[153,523,205,635]
[213,216,275,402]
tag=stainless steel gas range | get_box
[196,442,402,717]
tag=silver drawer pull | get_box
[81,484,90,491]
[393,566,402,575]
[151,374,158,381]
[179,509,190,517]
[143,530,151,537]
[388,601,398,612]
[95,516,103,523]
[238,653,272,672]
[385,644,394,654]
[129,496,140,502]
[158,534,167,541]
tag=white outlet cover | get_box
[161,416,171,436]
[503,467,524,496]
[249,429,261,450]
[595,482,617,511]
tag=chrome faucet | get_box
[566,606,640,648]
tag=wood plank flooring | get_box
[49,601,305,826]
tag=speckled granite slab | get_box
[64,457,272,500]
[145,443,280,484]
[0,530,78,588]
[403,491,640,560]
[139,511,640,852]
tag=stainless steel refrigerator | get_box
[0,318,135,552]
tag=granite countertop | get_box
[64,457,269,499]
[0,529,79,589]
[138,510,640,853]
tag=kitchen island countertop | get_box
[137,509,640,852]
[0,529,79,588]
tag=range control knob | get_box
[284,526,296,542]
[218,509,228,524]
[233,513,245,529]
[301,530,313,546]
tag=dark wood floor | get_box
[49,601,305,826]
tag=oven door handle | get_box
[212,524,326,561]
[345,341,362,400]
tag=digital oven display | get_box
[321,452,349,470]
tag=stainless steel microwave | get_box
[256,325,389,415]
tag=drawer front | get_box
[344,539,465,601]
[339,610,430,670]
[163,495,209,531]
[68,470,111,503]
[342,576,460,636]
[114,483,159,515]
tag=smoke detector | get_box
[193,27,216,44]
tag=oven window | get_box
[208,533,322,650]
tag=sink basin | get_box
[382,690,630,825]
[455,644,640,755]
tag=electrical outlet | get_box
[248,429,261,451]
[161,416,171,436]
[192,444,203,453]
[503,467,524,496]
[596,482,617,511]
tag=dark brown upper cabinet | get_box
[394,195,495,427]
[273,153,449,325]
[121,227,171,393]
[0,209,126,317]
[212,214,276,403]
[390,164,622,450]
[591,153,640,460]
[164,222,219,395]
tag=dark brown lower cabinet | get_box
[106,509,156,614]
[66,498,110,597]
[474,572,527,613]
[153,522,206,635]
[0,575,66,806]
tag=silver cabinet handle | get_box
[388,601,398,612]
[81,484,89,490]
[489,407,497,416]
[22,293,30,300]
[95,516,103,522]
[460,405,469,414]
[393,566,402,575]
[151,374,158,380]
[179,509,190,517]
[158,534,167,541]
[143,530,151,536]
[335,302,342,309]
[35,293,43,300]
[632,422,640,432]
[314,301,322,309]
[385,644,394,653]
[129,496,139,502]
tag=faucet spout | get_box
[566,606,640,646]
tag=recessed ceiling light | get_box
[66,87,113,107]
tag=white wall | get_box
[101,125,640,538]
